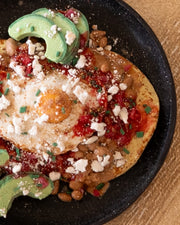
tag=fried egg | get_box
[0,64,100,155]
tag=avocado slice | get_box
[0,173,54,218]
[66,8,89,47]
[0,149,9,166]
[33,8,80,64]
[8,14,67,63]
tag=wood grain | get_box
[106,1,180,225]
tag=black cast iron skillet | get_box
[0,0,176,224]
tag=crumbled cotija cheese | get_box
[91,160,104,172]
[90,122,106,136]
[49,171,61,181]
[75,55,86,69]
[9,61,25,78]
[119,107,128,124]
[108,85,119,95]
[65,31,76,45]
[29,125,38,136]
[35,114,49,124]
[0,95,10,111]
[73,85,88,105]
[12,163,22,173]
[84,136,98,144]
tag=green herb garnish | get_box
[61,107,65,114]
[52,142,58,147]
[143,104,152,114]
[6,73,10,79]
[73,99,77,104]
[35,89,41,96]
[5,113,10,117]
[30,26,35,32]
[120,128,125,135]
[19,106,27,113]
[21,132,28,135]
[96,183,104,190]
[72,57,79,66]
[123,148,130,154]
[0,81,3,84]
[136,131,144,138]
[4,88,9,96]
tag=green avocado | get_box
[0,149,9,166]
[8,14,67,63]
[70,8,89,47]
[0,173,54,218]
[33,8,80,64]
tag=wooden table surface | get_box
[106,1,180,225]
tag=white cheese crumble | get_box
[75,55,86,69]
[108,95,112,102]
[119,83,127,90]
[112,105,121,116]
[108,85,119,95]
[90,122,106,137]
[65,31,76,45]
[12,163,22,173]
[84,136,98,145]
[7,80,21,94]
[119,107,128,124]
[9,61,25,78]
[112,106,129,124]
[73,85,88,105]
[29,125,38,136]
[0,95,10,111]
[35,114,49,124]
[7,124,14,133]
[66,158,88,174]
[32,56,45,80]
[113,151,125,167]
[91,160,104,172]
[49,171,61,181]
[12,116,23,135]
[26,39,36,55]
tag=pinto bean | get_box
[69,181,83,190]
[74,151,84,159]
[94,146,107,156]
[51,180,60,195]
[101,62,110,72]
[123,76,133,88]
[71,190,84,201]
[5,38,18,56]
[90,30,106,39]
[99,36,107,48]
[58,192,72,202]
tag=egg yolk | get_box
[36,89,72,123]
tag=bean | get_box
[99,37,108,48]
[5,38,18,56]
[123,76,133,88]
[58,192,72,202]
[101,63,110,72]
[69,181,83,190]
[94,146,107,156]
[74,151,84,159]
[51,180,59,195]
[91,30,106,39]
[71,190,84,201]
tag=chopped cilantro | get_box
[94,67,98,71]
[15,147,20,157]
[61,107,65,114]
[35,89,41,96]
[123,148,130,154]
[72,57,79,66]
[136,131,144,138]
[129,124,132,130]
[0,92,2,97]
[19,106,27,113]
[29,174,40,179]
[27,73,33,77]
[5,113,10,117]
[30,26,35,32]
[52,142,58,147]
[36,183,42,187]
[0,81,3,84]
[105,110,110,115]
[73,99,77,104]
[96,183,104,190]
[21,132,28,135]
[97,87,102,93]
[56,51,60,57]
[143,104,152,114]
[4,88,9,96]
[120,128,125,135]
[47,150,53,156]
[6,73,10,79]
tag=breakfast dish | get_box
[0,6,159,217]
